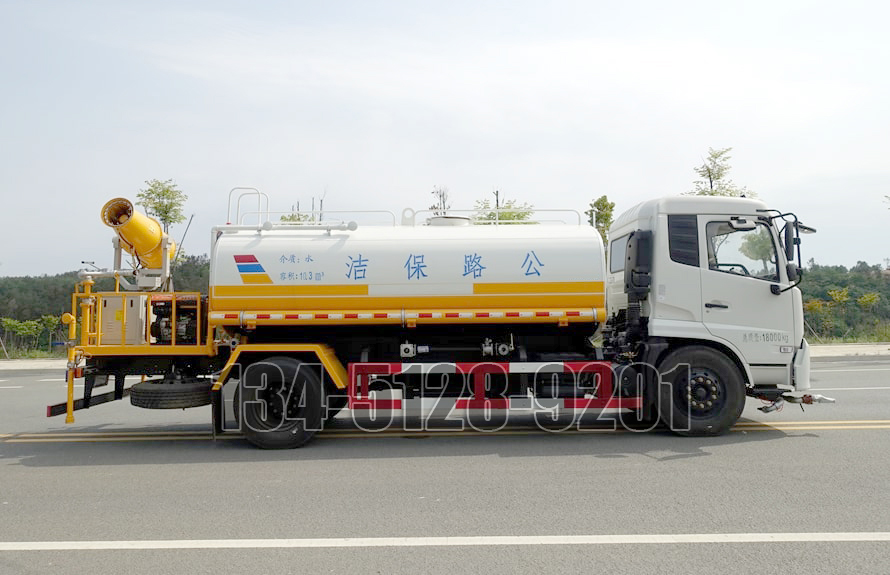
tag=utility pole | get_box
[493,189,500,224]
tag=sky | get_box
[1,0,888,277]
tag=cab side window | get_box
[705,221,778,282]
[610,234,629,273]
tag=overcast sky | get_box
[1,0,888,277]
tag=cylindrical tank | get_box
[101,198,175,269]
[209,223,606,324]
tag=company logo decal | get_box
[234,255,273,284]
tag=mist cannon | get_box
[101,198,175,269]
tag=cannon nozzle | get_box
[101,198,175,269]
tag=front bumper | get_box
[793,338,811,391]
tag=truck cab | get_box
[606,196,811,404]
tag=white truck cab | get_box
[604,196,825,432]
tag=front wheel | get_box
[657,346,745,436]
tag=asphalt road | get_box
[0,356,888,574]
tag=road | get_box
[0,355,888,574]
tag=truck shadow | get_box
[0,415,817,468]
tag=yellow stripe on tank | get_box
[473,281,603,294]
[210,294,605,312]
[216,284,369,296]
[240,273,274,284]
[214,281,600,297]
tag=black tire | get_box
[325,393,348,423]
[234,382,342,426]
[239,356,323,449]
[622,407,662,430]
[657,346,745,436]
[233,385,240,426]
[130,379,213,409]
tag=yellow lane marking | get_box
[319,428,625,439]
[11,420,883,437]
[13,431,216,438]
[2,421,889,443]
[325,424,890,435]
[735,425,890,432]
[734,420,890,426]
[5,436,241,443]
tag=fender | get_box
[212,343,349,391]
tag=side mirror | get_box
[784,223,795,262]
[624,230,653,301]
[786,262,800,282]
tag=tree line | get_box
[800,261,890,341]
[0,256,209,356]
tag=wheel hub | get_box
[684,371,721,413]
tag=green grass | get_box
[810,337,890,344]
[1,348,67,359]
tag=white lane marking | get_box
[811,368,890,373]
[0,532,888,551]
[38,378,67,382]
[810,387,890,391]
[0,379,7,382]
[60,384,84,388]
[0,386,23,389]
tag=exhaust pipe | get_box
[101,198,175,269]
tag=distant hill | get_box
[0,255,209,321]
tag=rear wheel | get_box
[657,346,745,436]
[239,356,323,449]
[235,383,344,426]
[325,394,348,423]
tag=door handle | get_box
[705,302,729,309]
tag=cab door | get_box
[698,217,794,382]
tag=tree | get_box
[687,147,754,197]
[739,227,775,274]
[857,292,880,311]
[827,286,850,305]
[136,179,188,233]
[280,212,311,223]
[473,198,533,222]
[585,195,614,245]
[171,254,211,294]
[39,315,59,351]
[429,186,451,215]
